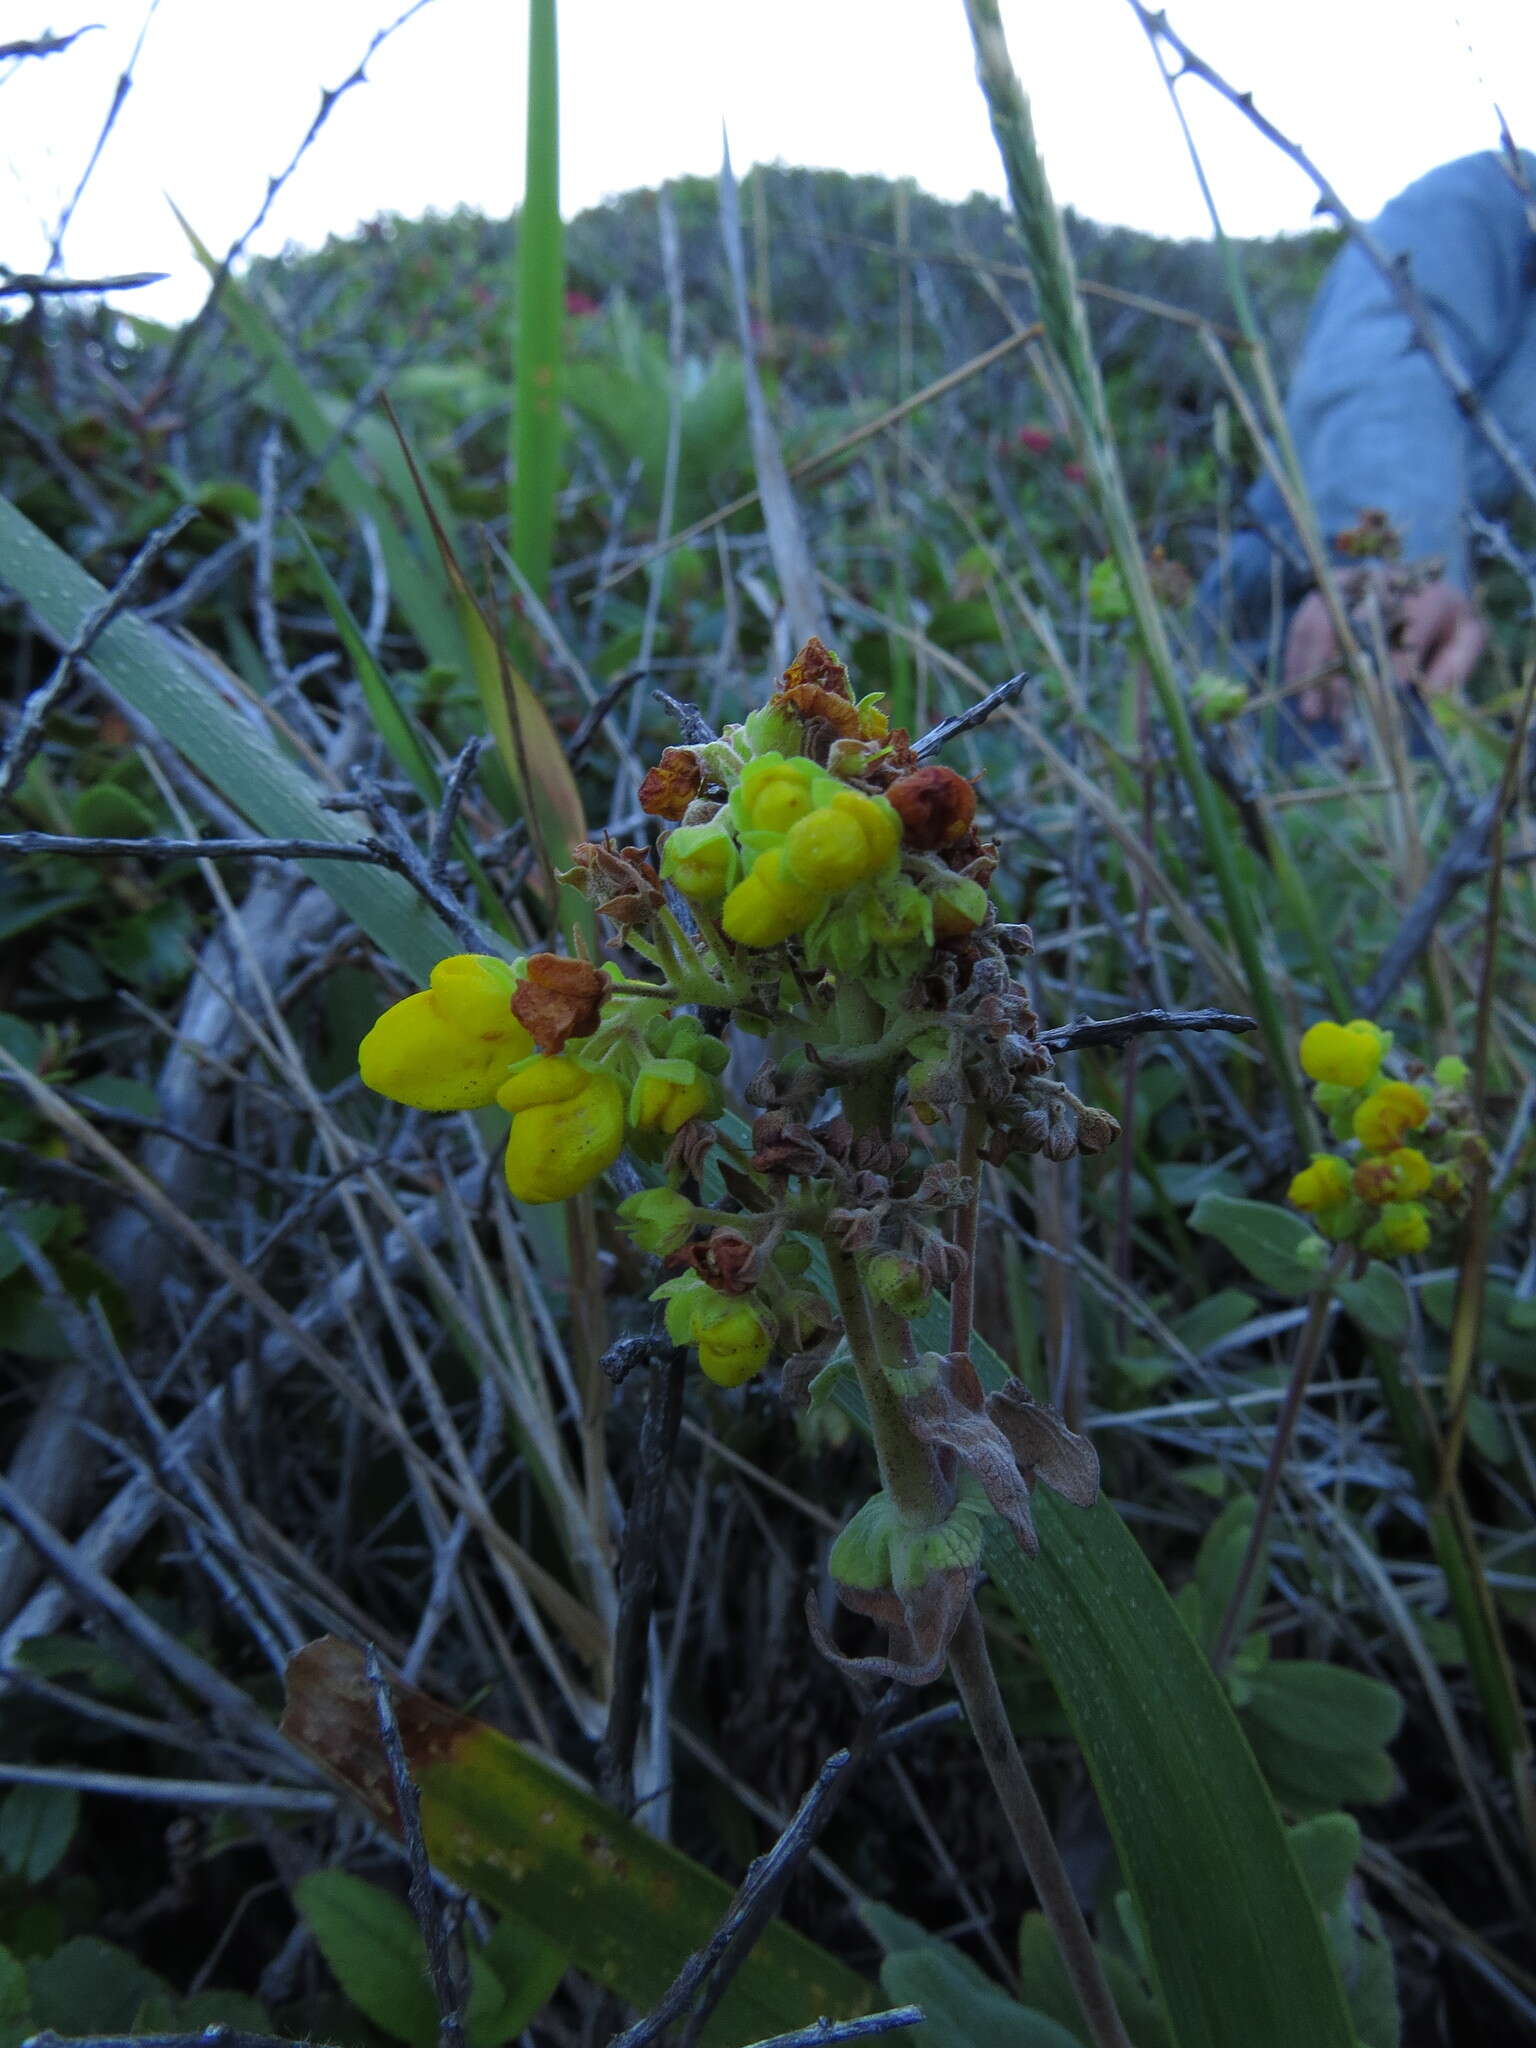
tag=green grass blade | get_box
[173,205,463,671]
[962,0,1310,1146]
[511,0,564,596]
[288,518,515,941]
[289,518,441,806]
[0,494,466,983]
[284,1637,877,2047]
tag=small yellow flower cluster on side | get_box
[1287,1020,1479,1261]
[661,752,902,951]
[358,953,724,1207]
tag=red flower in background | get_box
[1061,461,1085,484]
[565,290,599,318]
[1015,425,1053,455]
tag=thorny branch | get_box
[1042,1005,1257,1053]
[611,1692,950,2048]
[0,505,199,804]
[912,669,1031,759]
[364,1644,466,2048]
[156,0,441,393]
[1129,1,1536,516]
[597,1340,689,1812]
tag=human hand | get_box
[1285,578,1486,724]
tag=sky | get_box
[2,0,1533,322]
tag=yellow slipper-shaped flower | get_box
[498,1056,625,1204]
[360,955,532,1111]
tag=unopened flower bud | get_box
[864,1251,930,1317]
[629,1058,717,1135]
[617,1187,697,1255]
[661,821,736,902]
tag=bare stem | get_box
[1211,1244,1350,1668]
[948,1603,1134,2048]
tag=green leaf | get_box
[136,1989,272,2034]
[880,1943,1082,2047]
[471,1915,567,2046]
[1189,1194,1322,1297]
[25,1938,163,2035]
[1243,1663,1405,1755]
[0,494,466,985]
[1286,1814,1361,1918]
[0,1782,79,1883]
[909,1300,1354,2048]
[1017,1913,1171,2048]
[1243,1724,1397,1811]
[289,518,442,807]
[0,1945,29,2028]
[1337,1263,1409,1342]
[1191,1496,1266,1656]
[294,1870,445,2048]
[283,1639,875,2048]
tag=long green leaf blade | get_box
[511,0,565,596]
[916,1309,1355,2048]
[283,1637,876,2048]
[0,494,466,983]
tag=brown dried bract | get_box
[886,764,977,850]
[638,747,703,821]
[667,1226,760,1295]
[806,1566,978,1688]
[780,636,852,700]
[558,841,663,930]
[281,1636,473,1833]
[511,953,609,1054]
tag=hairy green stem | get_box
[949,1604,1134,2048]
[949,1103,985,1357]
[825,1245,939,1525]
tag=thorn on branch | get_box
[1042,1007,1257,1054]
[911,671,1030,761]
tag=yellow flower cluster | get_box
[660,753,901,950]
[358,954,721,1206]
[1287,1018,1475,1260]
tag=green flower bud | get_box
[740,702,806,758]
[692,1294,774,1386]
[660,821,737,903]
[828,1492,898,1590]
[1292,1232,1333,1274]
[889,1500,985,1591]
[864,1250,930,1317]
[629,1057,717,1135]
[617,1187,697,1255]
[1088,556,1130,623]
[1190,672,1250,725]
[772,1238,813,1278]
[1434,1055,1470,1090]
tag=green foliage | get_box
[0,1785,78,1886]
[294,1870,564,2048]
[1188,1192,1324,1297]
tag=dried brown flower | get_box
[886,765,978,850]
[510,953,609,1054]
[558,841,663,929]
[638,747,704,821]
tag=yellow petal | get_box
[360,990,511,1111]
[503,1066,625,1203]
